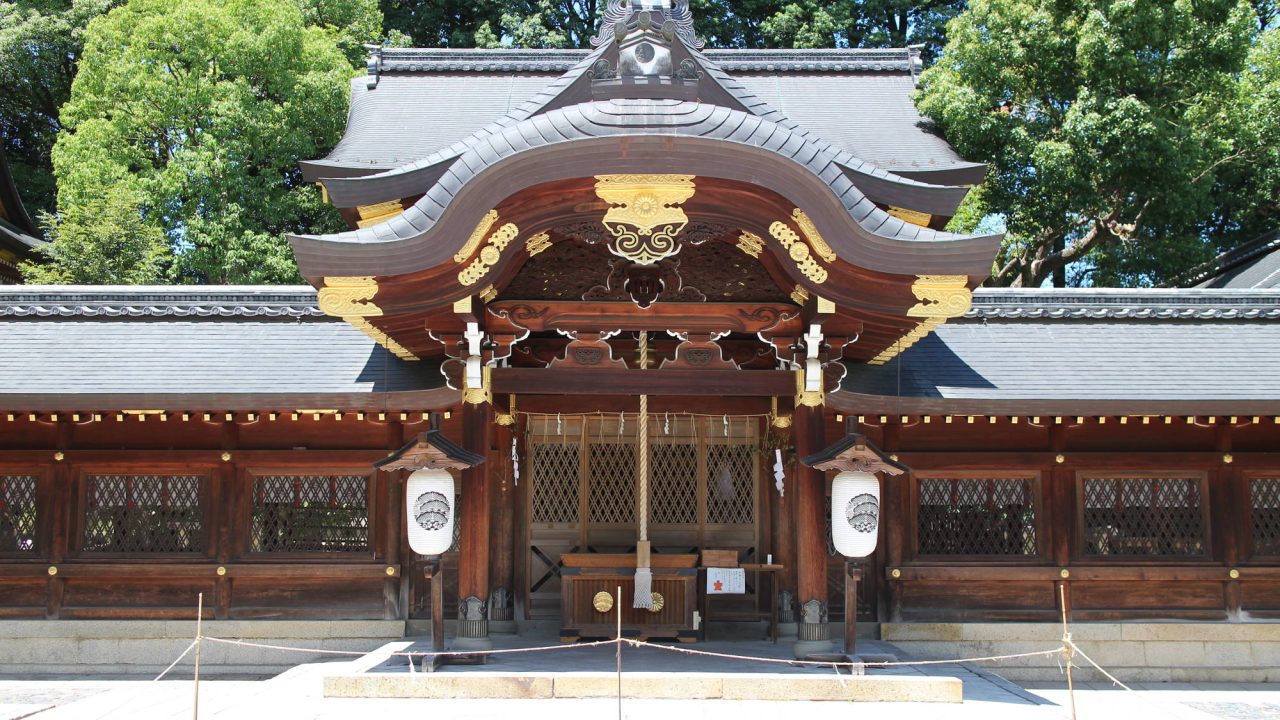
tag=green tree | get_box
[0,0,118,220]
[43,0,376,284]
[379,0,503,47]
[757,1,963,58]
[22,185,169,284]
[917,0,1269,287]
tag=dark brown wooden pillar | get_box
[46,420,72,620]
[456,395,494,648]
[792,393,833,657]
[489,414,516,624]
[770,415,797,624]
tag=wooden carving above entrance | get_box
[487,300,802,336]
[497,234,787,305]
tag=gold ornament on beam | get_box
[769,221,828,284]
[795,368,824,408]
[355,200,404,229]
[736,231,764,258]
[869,276,971,366]
[907,275,973,319]
[887,206,933,228]
[458,222,520,286]
[525,231,552,257]
[594,174,696,265]
[456,210,499,263]
[318,277,419,361]
[791,209,836,262]
[463,365,493,406]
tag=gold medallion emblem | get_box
[593,590,614,613]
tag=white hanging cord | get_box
[723,414,729,437]
[556,412,562,436]
[664,412,670,435]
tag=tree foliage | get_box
[415,0,964,56]
[0,0,117,220]
[39,0,379,284]
[917,0,1277,287]
[22,185,169,284]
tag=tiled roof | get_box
[842,288,1280,411]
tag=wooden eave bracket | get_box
[375,416,485,472]
[802,419,910,475]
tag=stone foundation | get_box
[0,620,404,677]
[882,622,1280,683]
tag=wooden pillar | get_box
[383,420,405,620]
[47,420,72,620]
[489,411,516,623]
[1215,423,1242,620]
[456,394,494,647]
[792,389,833,657]
[770,412,797,624]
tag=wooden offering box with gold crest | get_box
[559,553,698,642]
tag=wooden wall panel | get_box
[229,579,384,620]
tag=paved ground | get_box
[2,636,1280,719]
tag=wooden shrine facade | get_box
[2,0,1280,659]
[1,403,1279,627]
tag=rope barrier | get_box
[623,638,1064,668]
[198,633,1063,670]
[154,639,199,681]
[201,635,616,659]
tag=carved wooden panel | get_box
[498,236,789,303]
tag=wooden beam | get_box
[492,368,795,396]
[487,300,805,335]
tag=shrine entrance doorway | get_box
[522,413,765,621]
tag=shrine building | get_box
[1,0,1280,676]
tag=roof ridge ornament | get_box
[592,0,703,51]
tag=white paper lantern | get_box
[831,471,880,558]
[406,469,455,556]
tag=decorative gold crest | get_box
[648,591,665,613]
[594,175,697,265]
[593,590,614,613]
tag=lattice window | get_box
[917,477,1038,556]
[1250,477,1280,557]
[588,441,636,524]
[0,476,37,553]
[706,444,755,525]
[651,443,696,524]
[531,444,580,524]
[1082,475,1206,557]
[251,475,369,553]
[83,475,203,554]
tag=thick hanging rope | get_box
[634,331,653,609]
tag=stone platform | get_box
[322,634,965,703]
